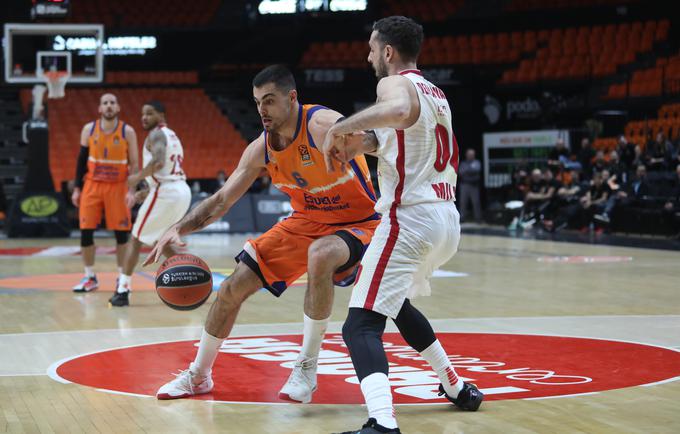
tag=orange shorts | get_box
[237,213,380,296]
[79,181,131,231]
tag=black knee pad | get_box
[342,308,385,347]
[80,229,94,247]
[114,230,129,245]
[394,299,436,353]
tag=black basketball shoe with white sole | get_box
[438,382,484,411]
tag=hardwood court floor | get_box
[1,232,679,433]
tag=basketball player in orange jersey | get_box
[72,93,139,293]
[145,65,379,403]
[109,101,191,307]
[323,17,483,434]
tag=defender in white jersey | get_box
[323,16,483,434]
[109,101,191,307]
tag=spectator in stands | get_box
[578,171,610,230]
[593,169,621,224]
[550,169,586,231]
[517,168,557,228]
[548,138,569,168]
[592,150,608,173]
[645,131,672,171]
[457,149,482,222]
[620,164,655,204]
[632,144,645,170]
[607,150,628,185]
[663,165,680,237]
[249,169,271,193]
[616,135,636,170]
[0,178,6,221]
[578,138,595,177]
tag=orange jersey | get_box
[85,119,130,183]
[265,104,378,224]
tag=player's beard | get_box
[373,57,388,79]
[102,110,118,121]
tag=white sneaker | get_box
[156,368,214,400]
[278,357,318,403]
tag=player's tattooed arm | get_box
[174,135,266,235]
[127,129,166,187]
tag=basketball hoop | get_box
[42,70,70,99]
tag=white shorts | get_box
[132,181,191,246]
[349,202,460,318]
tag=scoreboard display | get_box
[31,0,71,19]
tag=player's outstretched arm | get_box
[332,75,419,134]
[143,135,266,265]
[128,129,166,187]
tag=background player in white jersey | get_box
[109,101,191,307]
[322,16,484,433]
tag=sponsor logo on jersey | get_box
[298,144,313,166]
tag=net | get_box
[42,71,70,99]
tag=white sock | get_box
[191,329,223,377]
[117,274,131,293]
[300,313,329,360]
[420,340,463,398]
[84,266,95,278]
[360,373,397,429]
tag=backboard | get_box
[3,23,104,84]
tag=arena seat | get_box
[604,53,680,99]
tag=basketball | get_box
[155,254,213,311]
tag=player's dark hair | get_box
[372,16,424,62]
[252,64,296,92]
[144,100,166,114]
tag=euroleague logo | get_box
[50,332,680,404]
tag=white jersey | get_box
[373,70,459,215]
[143,124,186,186]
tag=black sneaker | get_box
[109,290,129,307]
[438,382,484,411]
[332,418,401,434]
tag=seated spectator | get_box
[514,168,557,229]
[645,131,672,171]
[550,170,587,231]
[616,135,636,170]
[607,150,628,185]
[578,138,595,177]
[663,165,680,237]
[0,178,7,221]
[622,164,655,202]
[577,171,610,230]
[632,144,645,169]
[592,150,608,173]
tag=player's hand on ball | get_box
[144,226,186,266]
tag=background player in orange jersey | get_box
[71,93,139,293]
[146,65,379,404]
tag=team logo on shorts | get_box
[351,228,365,236]
[298,145,313,166]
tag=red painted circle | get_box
[53,332,680,404]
